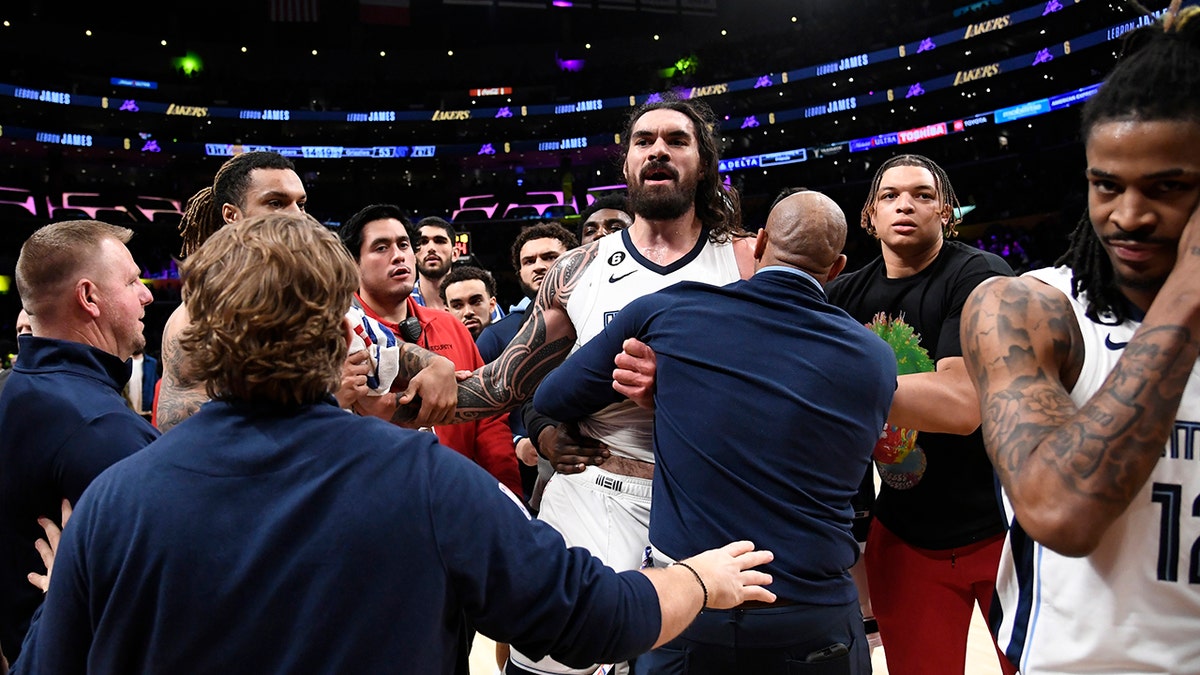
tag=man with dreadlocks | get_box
[824,154,1016,674]
[963,4,1200,672]
[157,151,456,432]
[451,94,755,675]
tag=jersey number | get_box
[1151,482,1200,583]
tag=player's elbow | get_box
[1014,506,1105,558]
[1030,527,1103,558]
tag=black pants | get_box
[633,599,869,675]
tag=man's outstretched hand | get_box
[27,499,73,593]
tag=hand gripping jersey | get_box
[991,266,1200,674]
[565,228,739,463]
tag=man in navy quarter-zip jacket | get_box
[0,221,159,664]
[536,190,895,675]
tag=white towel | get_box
[345,306,402,396]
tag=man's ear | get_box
[753,228,768,261]
[76,279,102,318]
[221,203,242,225]
[341,316,355,348]
[826,254,848,283]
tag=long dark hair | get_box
[620,93,744,242]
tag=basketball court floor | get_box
[468,603,1004,674]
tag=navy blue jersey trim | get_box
[994,517,1036,669]
[621,227,711,276]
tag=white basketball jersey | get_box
[565,228,740,463]
[992,266,1200,674]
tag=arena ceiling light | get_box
[172,52,204,77]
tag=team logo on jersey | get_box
[604,311,619,326]
[607,251,626,266]
[1104,334,1129,351]
[609,270,637,283]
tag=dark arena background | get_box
[0,0,1172,363]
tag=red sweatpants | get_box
[865,521,1017,675]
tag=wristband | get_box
[672,561,708,610]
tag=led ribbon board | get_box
[0,0,1086,124]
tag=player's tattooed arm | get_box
[962,275,1197,555]
[156,316,209,433]
[454,245,598,422]
[348,339,459,427]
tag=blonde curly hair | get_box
[179,213,357,406]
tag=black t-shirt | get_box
[826,239,1013,549]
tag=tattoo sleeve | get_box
[454,246,597,422]
[963,277,1195,514]
[155,328,209,432]
[397,341,437,377]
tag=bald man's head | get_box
[755,190,847,282]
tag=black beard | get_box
[628,179,696,221]
[418,261,448,280]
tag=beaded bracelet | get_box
[672,561,708,610]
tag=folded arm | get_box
[963,275,1200,556]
